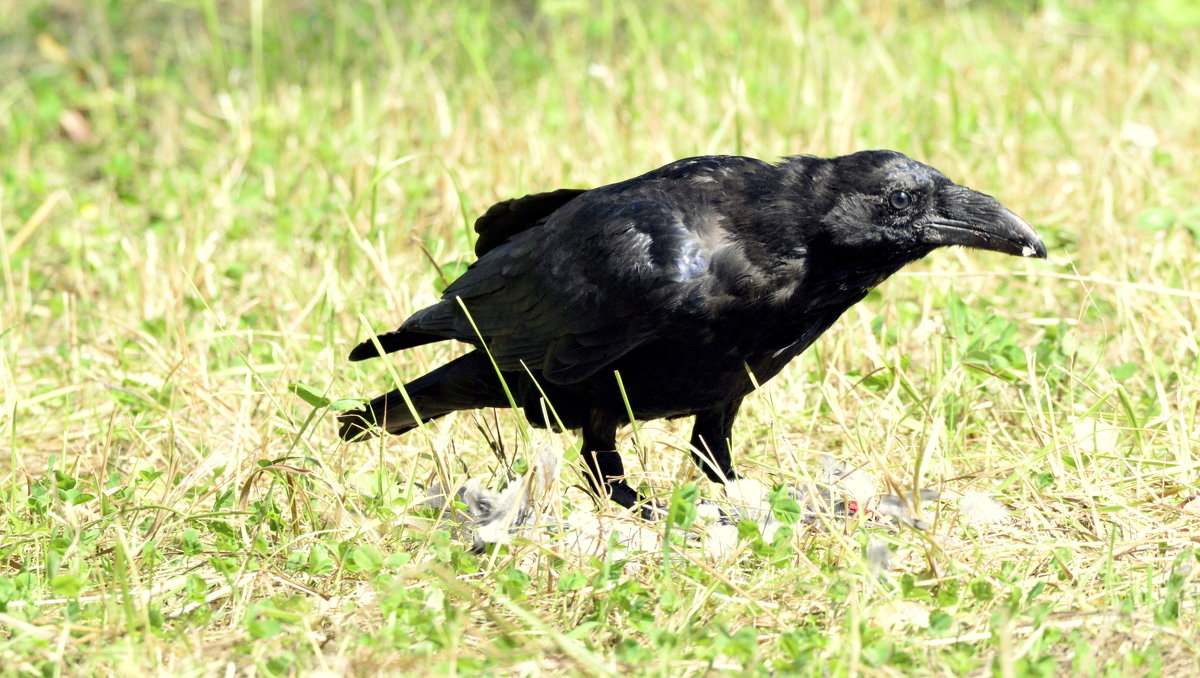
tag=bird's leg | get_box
[580,409,644,512]
[688,397,744,484]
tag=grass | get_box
[2,0,1199,674]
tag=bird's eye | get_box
[889,190,913,210]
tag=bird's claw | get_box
[606,482,667,520]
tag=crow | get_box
[339,150,1045,512]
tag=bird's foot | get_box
[606,481,667,521]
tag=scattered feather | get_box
[721,478,774,523]
[866,536,892,574]
[872,600,931,632]
[418,452,1004,563]
[1072,418,1120,453]
[1119,121,1159,149]
[877,494,931,531]
[563,511,661,556]
[958,491,1010,526]
[819,454,878,502]
[703,523,741,558]
[423,445,562,550]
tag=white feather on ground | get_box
[421,449,992,562]
[422,445,563,550]
[957,491,1011,526]
[866,536,893,574]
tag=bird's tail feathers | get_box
[347,329,442,362]
[337,389,426,441]
[338,350,510,441]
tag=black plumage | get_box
[339,150,1046,511]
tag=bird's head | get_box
[812,150,1046,262]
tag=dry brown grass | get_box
[1,0,1199,675]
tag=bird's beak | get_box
[922,185,1047,259]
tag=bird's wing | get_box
[347,188,588,362]
[473,188,587,257]
[401,192,735,384]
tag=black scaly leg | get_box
[580,409,644,512]
[688,397,744,484]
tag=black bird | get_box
[339,151,1045,511]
